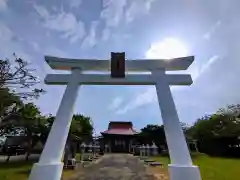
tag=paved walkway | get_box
[0,154,40,162]
[71,154,157,180]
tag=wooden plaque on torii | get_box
[111,52,125,78]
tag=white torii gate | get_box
[28,55,202,180]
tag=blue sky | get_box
[1,0,240,135]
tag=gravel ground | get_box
[70,154,157,180]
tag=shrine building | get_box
[100,121,139,153]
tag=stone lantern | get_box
[139,145,143,158]
[80,142,86,162]
[142,145,146,157]
[104,144,109,153]
[146,144,150,157]
[151,142,158,156]
[88,143,93,153]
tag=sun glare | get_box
[145,38,189,59]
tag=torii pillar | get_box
[28,53,201,180]
[152,70,201,180]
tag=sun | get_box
[145,38,189,59]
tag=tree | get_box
[140,124,166,151]
[189,106,240,156]
[217,104,240,117]
[42,114,94,165]
[0,54,46,125]
[0,103,45,161]
[63,114,93,165]
[0,53,45,100]
[70,114,93,141]
[180,122,190,132]
[0,88,22,122]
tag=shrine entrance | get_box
[101,121,138,153]
[28,53,202,180]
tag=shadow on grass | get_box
[0,157,38,169]
[17,169,32,175]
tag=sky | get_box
[1,0,240,135]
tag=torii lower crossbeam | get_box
[44,74,193,85]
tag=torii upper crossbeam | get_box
[45,55,194,71]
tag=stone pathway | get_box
[70,154,157,180]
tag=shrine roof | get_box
[101,128,138,135]
[101,121,139,135]
[108,121,133,129]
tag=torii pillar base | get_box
[169,165,201,180]
[29,163,63,180]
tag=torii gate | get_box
[29,53,202,180]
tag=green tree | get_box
[140,124,166,150]
[35,113,94,149]
[0,103,45,161]
[0,88,22,122]
[189,105,240,156]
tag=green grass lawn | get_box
[151,153,240,180]
[0,153,82,180]
[0,159,35,180]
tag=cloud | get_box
[126,0,156,23]
[30,42,40,52]
[69,0,82,9]
[100,0,156,41]
[108,97,123,110]
[33,4,85,43]
[81,21,98,49]
[203,20,221,40]
[101,0,127,27]
[0,22,13,42]
[0,23,25,60]
[44,46,69,57]
[191,55,220,81]
[116,87,157,114]
[102,28,110,41]
[0,0,8,11]
[100,0,126,42]
[0,23,45,80]
[114,55,220,115]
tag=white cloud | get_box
[33,4,85,43]
[100,0,127,42]
[31,42,40,52]
[114,54,220,115]
[44,46,68,57]
[101,0,127,27]
[69,0,82,9]
[0,0,8,11]
[102,28,110,41]
[192,55,220,81]
[0,22,13,42]
[108,97,123,110]
[0,23,21,59]
[100,0,156,41]
[81,21,98,49]
[0,23,45,80]
[126,0,156,23]
[203,20,221,40]
[116,87,157,114]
